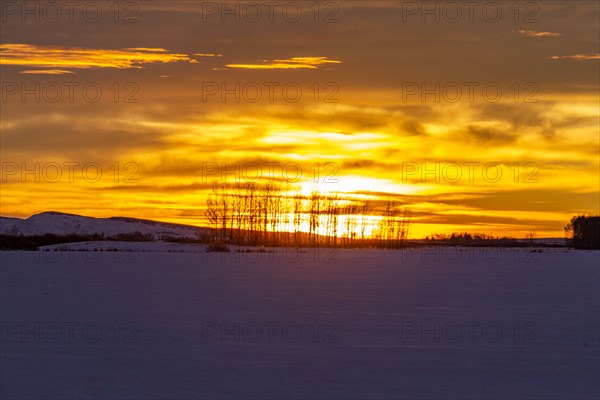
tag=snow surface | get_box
[0,211,205,239]
[1,247,598,399]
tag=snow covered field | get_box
[1,246,598,399]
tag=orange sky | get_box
[1,1,598,238]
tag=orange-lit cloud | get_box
[19,69,75,75]
[1,98,597,238]
[549,54,600,61]
[0,44,195,71]
[226,56,341,70]
[517,30,561,38]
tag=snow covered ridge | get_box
[0,211,207,239]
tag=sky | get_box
[1,0,599,238]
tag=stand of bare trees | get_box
[373,201,411,249]
[204,183,411,248]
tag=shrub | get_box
[206,242,230,252]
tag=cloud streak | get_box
[0,44,195,71]
[226,56,341,70]
[19,69,75,75]
[517,30,561,38]
[549,53,600,61]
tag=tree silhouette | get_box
[565,215,600,250]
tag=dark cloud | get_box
[462,125,516,144]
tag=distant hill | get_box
[0,211,206,240]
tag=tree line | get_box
[204,182,411,248]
